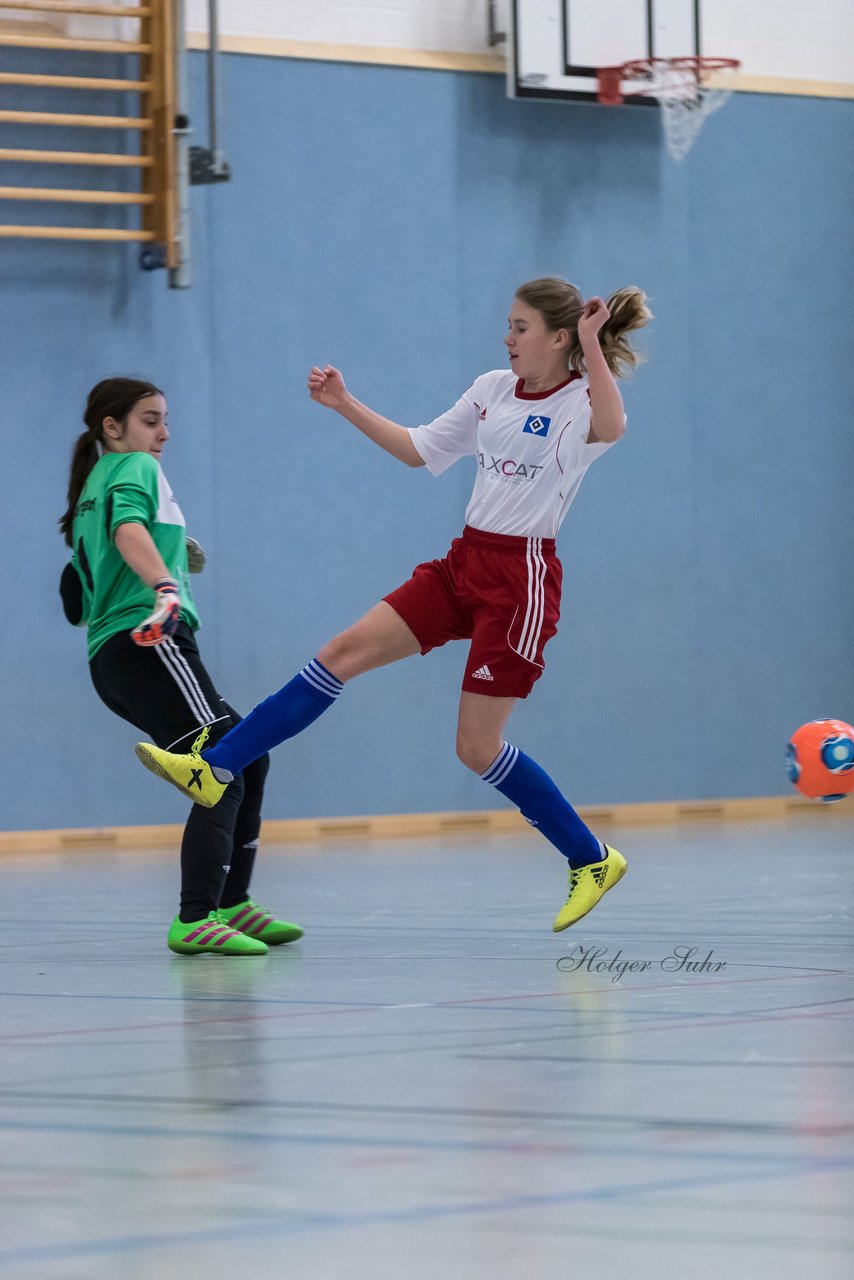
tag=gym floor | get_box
[1,815,852,1279]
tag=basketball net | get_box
[598,58,741,161]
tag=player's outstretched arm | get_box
[307,365,425,467]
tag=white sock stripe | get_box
[487,744,519,786]
[481,745,505,783]
[482,742,519,786]
[154,641,213,724]
[301,660,343,698]
[302,661,343,696]
[481,746,509,784]
[309,659,343,692]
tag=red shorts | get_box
[383,526,562,698]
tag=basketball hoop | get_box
[597,57,741,161]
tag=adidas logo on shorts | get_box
[472,665,494,681]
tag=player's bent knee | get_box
[456,737,501,775]
[316,632,356,681]
[318,623,390,682]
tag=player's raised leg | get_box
[135,602,421,804]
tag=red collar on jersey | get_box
[514,373,581,401]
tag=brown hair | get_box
[58,377,162,546]
[515,277,652,378]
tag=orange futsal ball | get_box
[786,719,854,802]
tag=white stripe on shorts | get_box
[155,637,216,726]
[516,537,547,664]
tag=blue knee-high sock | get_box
[203,659,343,778]
[482,743,604,869]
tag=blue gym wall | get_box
[1,53,853,831]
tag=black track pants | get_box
[90,623,271,921]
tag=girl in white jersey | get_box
[136,278,650,932]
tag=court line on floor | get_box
[9,1001,848,1094]
[469,1216,854,1252]
[1,967,851,1038]
[8,1116,839,1157]
[0,990,389,1007]
[1,1096,852,1136]
[1,985,852,1049]
[0,1156,852,1268]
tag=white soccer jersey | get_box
[408,370,620,538]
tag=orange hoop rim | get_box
[597,56,741,105]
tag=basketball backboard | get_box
[508,0,702,103]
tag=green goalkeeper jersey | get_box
[71,451,200,660]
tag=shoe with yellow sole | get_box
[552,845,627,932]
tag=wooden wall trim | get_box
[2,794,851,854]
[184,33,854,99]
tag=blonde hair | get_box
[515,276,652,378]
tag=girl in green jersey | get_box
[59,377,302,956]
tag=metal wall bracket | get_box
[189,145,231,185]
[488,0,506,46]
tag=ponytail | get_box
[598,286,653,378]
[58,376,162,547]
[59,432,100,547]
[515,277,652,380]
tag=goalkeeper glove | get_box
[186,536,206,574]
[131,578,181,647]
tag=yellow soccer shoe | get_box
[552,845,628,932]
[135,727,228,808]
